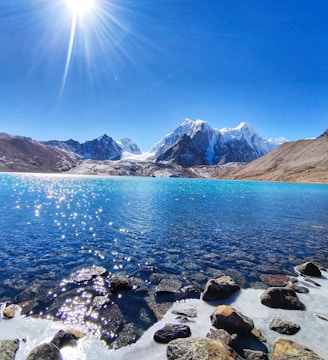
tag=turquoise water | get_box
[0,174,327,342]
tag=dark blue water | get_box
[0,174,328,343]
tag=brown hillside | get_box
[225,136,328,184]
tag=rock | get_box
[271,338,323,359]
[303,277,321,286]
[172,308,197,318]
[0,339,20,360]
[3,304,17,319]
[206,328,238,348]
[16,281,59,303]
[17,300,39,315]
[295,262,321,277]
[50,330,79,349]
[26,343,63,360]
[153,323,191,344]
[260,287,304,310]
[269,319,301,335]
[167,337,243,360]
[110,275,133,293]
[259,274,290,287]
[203,276,240,301]
[243,349,268,360]
[69,266,109,283]
[91,296,111,309]
[210,305,254,337]
[67,329,86,339]
[155,278,182,296]
[286,282,310,294]
[178,285,200,300]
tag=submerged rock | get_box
[26,343,63,360]
[210,305,254,337]
[269,319,301,335]
[295,262,322,277]
[167,337,243,360]
[68,266,109,283]
[153,323,191,344]
[271,338,323,360]
[202,276,240,301]
[0,339,20,360]
[155,278,182,296]
[260,287,304,310]
[110,275,133,293]
[259,274,290,287]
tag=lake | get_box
[0,173,327,345]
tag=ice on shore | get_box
[1,273,327,359]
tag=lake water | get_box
[0,174,328,345]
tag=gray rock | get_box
[271,338,323,359]
[69,266,109,283]
[110,275,133,293]
[206,328,238,348]
[26,343,63,360]
[167,337,243,360]
[210,305,254,337]
[203,275,240,301]
[50,330,78,349]
[91,296,111,309]
[155,278,182,296]
[260,287,304,310]
[172,308,197,318]
[0,339,20,360]
[243,349,268,360]
[269,319,301,335]
[286,282,310,294]
[295,262,321,277]
[153,323,191,344]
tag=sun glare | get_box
[66,0,95,16]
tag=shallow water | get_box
[0,174,327,343]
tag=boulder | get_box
[295,262,321,277]
[50,330,79,349]
[3,305,17,319]
[110,275,133,293]
[260,287,304,310]
[210,305,254,337]
[167,337,243,360]
[26,343,63,360]
[178,285,200,300]
[269,319,300,335]
[271,338,323,360]
[155,278,182,296]
[153,323,191,344]
[206,328,238,348]
[203,276,240,301]
[0,339,20,360]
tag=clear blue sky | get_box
[0,0,327,151]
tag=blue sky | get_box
[0,0,327,151]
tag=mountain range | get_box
[0,119,327,183]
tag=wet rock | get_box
[167,337,243,360]
[110,275,133,293]
[91,296,110,309]
[259,274,289,287]
[17,300,39,315]
[210,305,254,337]
[295,262,321,277]
[155,278,182,296]
[243,349,268,360]
[203,276,240,301]
[26,343,63,360]
[145,295,172,320]
[177,284,200,300]
[153,323,191,344]
[271,338,323,359]
[69,266,109,283]
[269,319,301,335]
[50,330,80,349]
[0,339,19,360]
[206,328,238,348]
[260,287,304,310]
[16,281,59,303]
[303,277,321,286]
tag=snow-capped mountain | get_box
[117,138,141,155]
[152,119,286,166]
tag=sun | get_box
[65,0,95,16]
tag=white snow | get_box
[1,273,327,359]
[120,151,154,161]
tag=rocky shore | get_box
[0,261,327,359]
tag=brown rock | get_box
[203,276,240,302]
[210,305,254,336]
[260,287,304,310]
[243,349,268,360]
[167,337,243,360]
[3,305,17,319]
[271,338,323,360]
[259,274,290,287]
